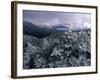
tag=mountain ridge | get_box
[23,21,90,38]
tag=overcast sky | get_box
[23,10,91,28]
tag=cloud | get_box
[83,22,91,28]
[23,10,91,29]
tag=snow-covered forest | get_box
[23,29,91,69]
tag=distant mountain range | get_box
[23,21,69,38]
[23,21,52,38]
[23,21,90,38]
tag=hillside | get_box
[23,29,91,69]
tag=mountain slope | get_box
[23,29,91,69]
[23,21,70,38]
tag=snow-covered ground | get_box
[23,29,91,69]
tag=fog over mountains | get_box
[23,21,90,38]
